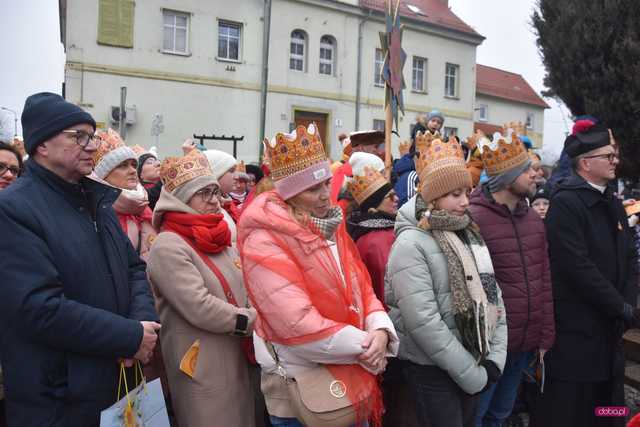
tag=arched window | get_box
[290,30,307,72]
[319,35,336,76]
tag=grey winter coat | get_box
[385,196,508,394]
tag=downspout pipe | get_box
[259,0,272,158]
[355,11,371,131]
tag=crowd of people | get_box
[0,92,638,427]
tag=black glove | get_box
[479,359,501,392]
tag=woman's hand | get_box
[358,329,389,370]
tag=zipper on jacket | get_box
[509,213,532,351]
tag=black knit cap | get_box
[21,92,96,154]
[530,182,551,204]
[137,152,158,179]
[564,123,611,158]
[359,182,392,213]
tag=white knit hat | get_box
[348,152,385,176]
[203,149,237,181]
[93,128,137,179]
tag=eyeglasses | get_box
[61,130,102,149]
[194,187,222,202]
[0,161,21,177]
[582,153,618,163]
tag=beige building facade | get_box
[60,0,487,161]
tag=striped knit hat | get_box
[416,135,471,202]
[92,128,137,179]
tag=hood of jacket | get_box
[152,187,201,230]
[393,153,416,176]
[394,195,421,236]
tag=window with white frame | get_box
[374,49,385,86]
[526,112,535,129]
[478,104,489,122]
[373,119,385,131]
[319,35,335,76]
[218,21,241,61]
[445,63,459,98]
[412,56,427,92]
[290,30,307,71]
[163,10,189,54]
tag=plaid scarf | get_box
[309,206,344,241]
[416,195,499,361]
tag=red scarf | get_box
[118,207,153,235]
[223,200,241,223]
[162,211,231,254]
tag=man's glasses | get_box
[195,187,222,202]
[583,153,618,163]
[61,130,102,149]
[0,161,21,177]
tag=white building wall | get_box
[63,0,481,162]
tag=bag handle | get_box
[117,361,147,404]
[170,232,240,307]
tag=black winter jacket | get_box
[0,160,158,426]
[545,174,637,382]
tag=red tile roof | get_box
[476,64,550,109]
[360,0,482,38]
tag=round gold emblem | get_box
[234,259,242,269]
[329,380,347,398]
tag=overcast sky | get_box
[449,0,573,160]
[0,0,571,160]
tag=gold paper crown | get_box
[131,145,147,157]
[398,140,411,156]
[342,142,353,162]
[479,131,529,176]
[347,165,389,205]
[93,128,125,167]
[160,150,212,193]
[503,121,526,136]
[237,160,246,173]
[266,123,327,182]
[414,130,438,156]
[418,136,466,178]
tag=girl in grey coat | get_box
[385,135,508,427]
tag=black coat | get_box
[0,160,158,426]
[544,174,637,382]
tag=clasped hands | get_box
[358,329,390,374]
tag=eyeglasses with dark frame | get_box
[194,187,222,203]
[582,152,618,163]
[0,161,21,177]
[60,130,103,149]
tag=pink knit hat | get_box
[265,123,331,200]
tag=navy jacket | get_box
[393,153,418,207]
[545,174,637,382]
[0,160,158,426]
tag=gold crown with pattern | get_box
[347,165,389,205]
[503,121,526,136]
[130,145,147,157]
[266,123,327,182]
[479,130,529,176]
[414,131,438,178]
[160,149,213,193]
[416,136,471,202]
[93,128,125,167]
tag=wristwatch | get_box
[232,313,249,336]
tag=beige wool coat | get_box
[147,189,256,427]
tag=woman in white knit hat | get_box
[92,128,156,261]
[204,149,239,244]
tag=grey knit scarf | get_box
[309,206,344,241]
[416,195,499,361]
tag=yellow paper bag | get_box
[180,339,200,378]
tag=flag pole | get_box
[384,103,392,180]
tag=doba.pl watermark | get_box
[595,407,629,417]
